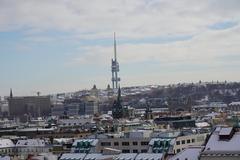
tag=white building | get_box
[173,133,208,154]
[0,139,15,155]
[96,131,152,154]
[15,139,49,159]
[228,102,240,112]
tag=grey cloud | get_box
[0,0,240,38]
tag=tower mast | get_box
[111,32,120,89]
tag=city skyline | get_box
[1,0,240,96]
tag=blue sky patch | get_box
[209,21,238,30]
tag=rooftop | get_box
[0,139,14,148]
[115,153,137,160]
[170,146,203,160]
[16,139,46,147]
[60,153,86,160]
[203,127,240,153]
[135,153,163,160]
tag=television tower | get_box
[111,33,120,89]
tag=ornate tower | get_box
[111,33,120,89]
[10,88,13,99]
[145,101,153,120]
[112,87,123,119]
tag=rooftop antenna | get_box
[111,32,120,89]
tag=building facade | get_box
[8,96,51,119]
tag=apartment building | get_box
[173,133,208,154]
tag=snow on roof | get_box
[135,153,163,160]
[59,118,93,124]
[195,122,210,128]
[229,102,240,106]
[204,112,220,118]
[219,127,233,136]
[204,130,240,152]
[170,146,203,160]
[100,114,113,120]
[60,153,86,160]
[0,156,10,160]
[16,139,45,147]
[18,127,55,132]
[193,103,227,109]
[84,153,113,160]
[54,138,73,144]
[115,153,138,160]
[0,139,15,148]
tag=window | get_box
[176,141,180,145]
[181,140,185,144]
[141,149,148,153]
[187,139,191,143]
[114,142,119,146]
[101,142,111,146]
[133,149,138,153]
[192,139,195,143]
[177,149,181,153]
[122,142,129,146]
[122,149,130,153]
[141,141,149,146]
[133,142,138,145]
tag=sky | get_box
[0,0,240,96]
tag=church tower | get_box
[112,87,123,119]
[10,88,13,99]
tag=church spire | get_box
[10,88,13,98]
[112,86,123,119]
[117,86,121,102]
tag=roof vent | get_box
[219,127,235,140]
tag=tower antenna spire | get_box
[114,32,117,61]
[111,32,120,89]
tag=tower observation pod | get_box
[111,33,121,89]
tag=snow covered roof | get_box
[0,156,10,160]
[170,146,203,160]
[229,102,240,106]
[16,139,46,147]
[195,122,210,128]
[59,118,94,125]
[60,153,86,160]
[84,153,113,160]
[135,153,163,160]
[219,127,233,136]
[204,128,240,152]
[115,153,137,160]
[0,139,15,148]
[18,127,55,132]
[193,103,227,109]
[204,112,220,118]
[53,138,73,144]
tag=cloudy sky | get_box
[0,0,240,96]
